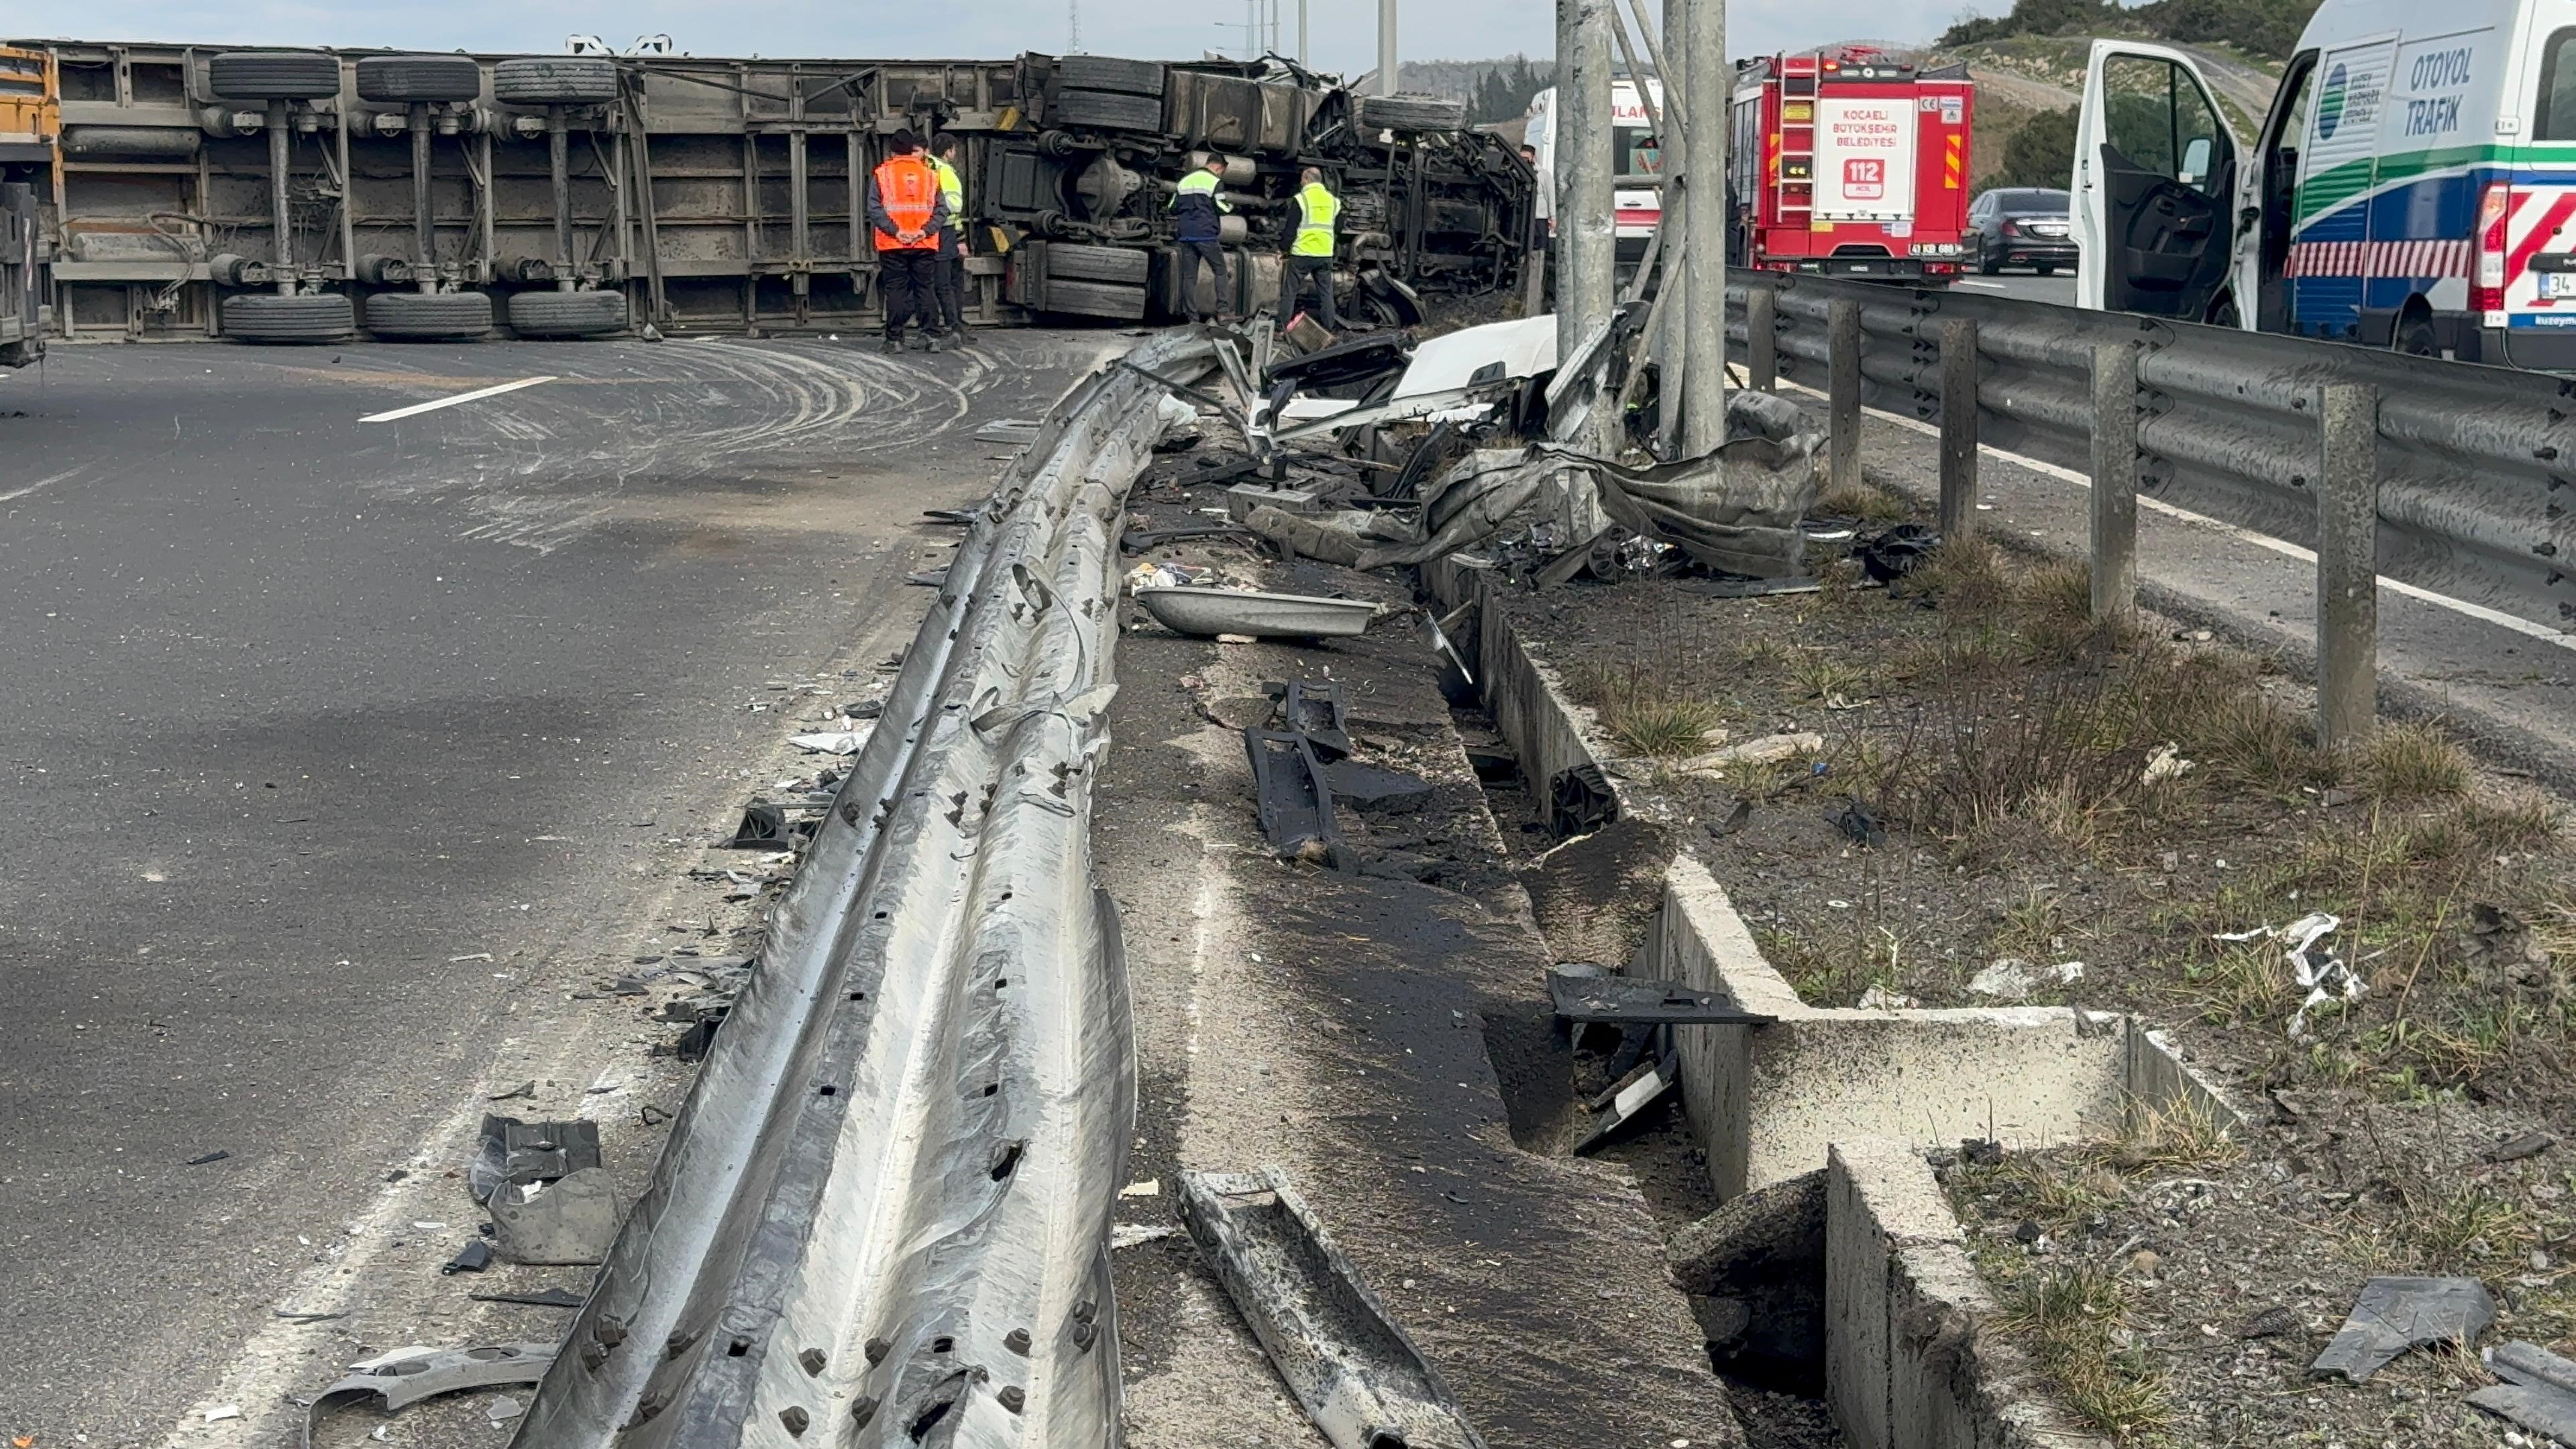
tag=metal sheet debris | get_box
[469,1116,602,1205]
[2308,1276,2494,1383]
[1136,586,1377,639]
[488,1168,621,1267]
[1546,965,1774,1026]
[1178,1167,1489,1449]
[2471,1340,2576,1440]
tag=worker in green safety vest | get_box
[929,134,969,339]
[1275,166,1340,332]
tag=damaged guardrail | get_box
[1729,270,2576,633]
[511,328,1218,1448]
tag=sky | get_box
[2,0,2017,78]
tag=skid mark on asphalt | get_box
[364,341,1009,554]
[0,463,92,503]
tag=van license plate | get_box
[2542,272,2576,300]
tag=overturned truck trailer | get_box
[3,40,1534,342]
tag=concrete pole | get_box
[1680,0,1727,452]
[1938,318,1978,539]
[1298,0,1307,63]
[1558,0,1619,453]
[2089,341,2139,621]
[1652,0,1688,453]
[2316,384,2381,749]
[1377,0,1399,96]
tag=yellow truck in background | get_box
[0,44,55,365]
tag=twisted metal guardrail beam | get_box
[513,327,1220,1449]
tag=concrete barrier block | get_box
[2123,1018,2248,1137]
[1828,1139,1960,1449]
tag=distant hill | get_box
[1941,0,2318,64]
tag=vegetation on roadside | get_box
[1940,0,2320,62]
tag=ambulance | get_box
[1525,77,1670,268]
[2074,0,2576,366]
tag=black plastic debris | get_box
[1244,728,1349,869]
[720,801,816,851]
[1260,333,1409,392]
[443,1240,495,1275]
[1546,964,1774,1026]
[470,1287,586,1309]
[1267,679,1351,760]
[2309,1276,2494,1383]
[674,1013,725,1062]
[2471,1340,2576,1442]
[1322,760,1434,814]
[469,1116,604,1205]
[1547,763,1619,839]
[1854,523,1939,583]
[1576,1051,1680,1155]
[1829,799,1884,849]
[186,1150,231,1167]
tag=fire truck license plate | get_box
[2541,271,2576,300]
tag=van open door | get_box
[2074,40,2246,321]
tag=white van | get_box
[2074,0,2576,367]
[1525,78,1669,266]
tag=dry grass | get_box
[1992,1263,2172,1440]
[1611,699,1725,759]
[2083,1096,2244,1175]
[1816,478,1911,523]
[2361,722,2471,802]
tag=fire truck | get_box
[1727,46,1975,285]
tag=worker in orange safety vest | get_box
[868,129,951,353]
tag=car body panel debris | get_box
[488,1167,621,1266]
[1576,1051,1681,1155]
[1177,1167,1490,1449]
[469,1116,602,1204]
[2308,1276,2494,1383]
[1245,729,1348,867]
[1271,679,1352,759]
[302,1342,553,1449]
[442,1240,495,1275]
[1136,586,1376,639]
[1321,761,1434,814]
[1546,965,1775,1026]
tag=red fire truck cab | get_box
[1727,47,1976,284]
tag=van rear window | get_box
[2540,28,2576,140]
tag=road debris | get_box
[1136,586,1377,639]
[2471,1340,2576,1440]
[1111,1224,1178,1249]
[2308,1276,2493,1383]
[788,722,876,755]
[301,1342,553,1449]
[441,1241,494,1275]
[468,1116,602,1204]
[1578,1052,1680,1155]
[488,1167,620,1266]
[184,1150,231,1166]
[1179,1167,1489,1449]
[2486,1131,2556,1164]
[2215,912,2359,1038]
[469,1287,585,1309]
[2142,743,2194,784]
[1965,959,2085,1000]
[1245,728,1348,867]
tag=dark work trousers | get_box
[933,233,968,334]
[878,250,941,341]
[1177,239,1228,319]
[1277,255,1338,329]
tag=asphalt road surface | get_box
[0,331,1101,1444]
[1951,269,2076,305]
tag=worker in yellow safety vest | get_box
[929,134,969,338]
[1275,166,1339,332]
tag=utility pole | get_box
[1069,0,1080,52]
[1680,0,1727,453]
[1654,0,1688,455]
[1378,0,1399,96]
[1297,0,1307,63]
[1558,0,1618,454]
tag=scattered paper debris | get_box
[1118,1179,1161,1198]
[1111,1224,1178,1249]
[2142,743,2194,784]
[204,1407,241,1424]
[788,722,876,755]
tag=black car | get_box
[1967,188,2077,275]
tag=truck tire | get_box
[492,57,621,105]
[1044,243,1150,286]
[1054,56,1164,98]
[508,288,628,337]
[1040,280,1148,320]
[222,292,356,343]
[1053,89,1163,133]
[364,290,494,339]
[207,51,343,101]
[1356,94,1468,132]
[354,55,484,103]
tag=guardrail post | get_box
[1828,299,1862,492]
[2316,384,2381,749]
[1939,318,1978,539]
[1748,285,1778,391]
[2089,341,2139,621]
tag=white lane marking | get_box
[1955,280,2008,290]
[0,464,88,502]
[1786,380,2576,653]
[359,375,555,423]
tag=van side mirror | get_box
[2180,137,2212,184]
